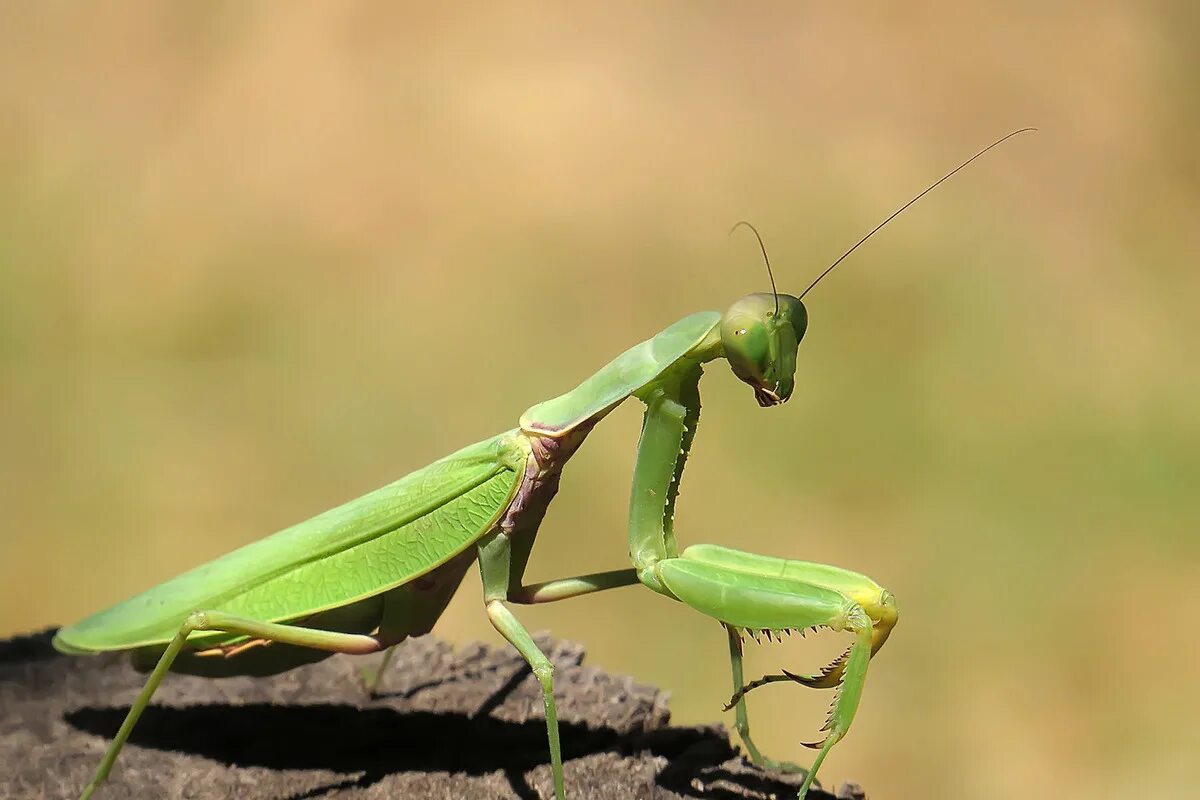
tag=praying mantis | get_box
[54,129,1033,800]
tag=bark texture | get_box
[1,629,867,800]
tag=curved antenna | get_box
[798,127,1037,300]
[730,220,779,315]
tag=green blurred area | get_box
[2,4,1197,799]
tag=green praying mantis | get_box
[54,129,1033,800]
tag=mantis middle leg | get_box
[492,527,647,796]
[473,522,645,800]
[362,563,640,694]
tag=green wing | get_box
[54,431,526,653]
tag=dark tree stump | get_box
[1,629,866,799]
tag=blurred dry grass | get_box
[2,3,1198,799]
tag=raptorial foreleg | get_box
[644,544,898,800]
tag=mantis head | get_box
[722,129,1036,410]
[720,292,807,407]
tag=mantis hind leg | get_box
[79,612,383,800]
[360,548,479,695]
[360,643,399,696]
[131,594,386,678]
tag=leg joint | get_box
[841,603,872,634]
[532,660,555,687]
[880,589,899,620]
[183,610,210,631]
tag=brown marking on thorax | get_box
[500,423,595,536]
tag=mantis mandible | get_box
[55,129,1033,800]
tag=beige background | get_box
[2,4,1197,799]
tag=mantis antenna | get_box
[798,127,1037,300]
[730,220,779,315]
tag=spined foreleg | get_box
[644,544,898,799]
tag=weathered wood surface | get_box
[1,630,865,799]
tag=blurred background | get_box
[2,3,1197,799]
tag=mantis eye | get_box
[788,301,808,342]
[726,322,770,384]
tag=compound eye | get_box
[729,322,770,382]
[788,302,808,342]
